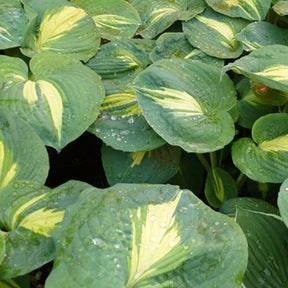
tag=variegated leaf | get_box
[132,58,236,153]
[0,180,93,279]
[273,1,288,16]
[87,39,154,94]
[223,45,288,93]
[0,53,105,151]
[235,22,288,51]
[0,111,48,190]
[70,0,141,40]
[183,8,248,59]
[88,90,165,152]
[46,184,248,287]
[206,0,272,20]
[232,113,288,183]
[131,0,207,39]
[150,32,224,67]
[21,2,99,61]
[0,0,28,49]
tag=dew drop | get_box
[150,215,155,222]
[114,243,121,249]
[92,237,106,248]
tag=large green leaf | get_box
[0,53,105,151]
[205,167,238,208]
[235,22,288,51]
[102,144,181,185]
[232,113,288,183]
[46,184,247,287]
[0,111,48,190]
[21,0,99,62]
[86,39,154,94]
[221,198,288,288]
[223,45,288,92]
[278,178,288,229]
[183,8,248,59]
[0,180,93,279]
[0,0,28,49]
[70,0,141,40]
[131,0,206,39]
[88,90,165,152]
[206,0,272,20]
[132,59,237,153]
[150,32,224,67]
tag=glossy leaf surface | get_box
[47,183,247,287]
[221,198,288,288]
[133,58,237,153]
[0,53,105,151]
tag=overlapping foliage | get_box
[0,0,288,287]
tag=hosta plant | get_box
[0,0,288,287]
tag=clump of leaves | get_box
[1,0,288,287]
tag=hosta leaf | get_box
[205,0,272,20]
[88,90,165,152]
[0,0,28,49]
[0,180,92,278]
[150,32,224,67]
[183,8,248,59]
[235,22,288,51]
[132,59,237,153]
[278,178,288,228]
[131,0,206,39]
[273,1,288,15]
[21,1,99,62]
[236,78,277,129]
[101,144,181,185]
[0,53,105,151]
[87,39,154,94]
[0,111,48,190]
[223,45,288,92]
[221,198,288,288]
[232,113,288,183]
[70,0,141,40]
[46,184,247,288]
[205,167,238,208]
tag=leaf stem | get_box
[196,153,210,172]
[236,173,247,193]
[209,152,217,169]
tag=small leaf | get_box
[205,167,238,208]
[101,144,181,185]
[232,113,288,183]
[70,0,141,40]
[183,8,248,59]
[206,0,272,20]
[150,32,224,67]
[235,22,288,51]
[88,90,165,152]
[131,0,206,39]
